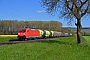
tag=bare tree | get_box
[40,0,90,44]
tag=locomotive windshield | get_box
[18,30,26,32]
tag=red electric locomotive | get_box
[18,28,40,40]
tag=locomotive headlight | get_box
[23,33,25,35]
[18,33,20,35]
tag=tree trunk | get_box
[77,19,82,44]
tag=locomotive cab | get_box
[18,28,27,40]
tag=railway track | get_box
[0,38,56,46]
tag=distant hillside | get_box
[63,27,90,33]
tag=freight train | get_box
[18,28,72,40]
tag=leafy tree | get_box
[40,0,90,44]
[0,20,62,34]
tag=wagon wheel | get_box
[42,35,46,38]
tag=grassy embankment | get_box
[0,36,90,60]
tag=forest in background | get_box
[0,20,69,35]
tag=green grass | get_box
[0,35,17,37]
[0,35,17,42]
[82,36,90,45]
[0,36,90,60]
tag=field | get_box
[0,36,90,60]
[82,36,90,45]
[0,35,17,42]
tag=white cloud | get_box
[37,10,46,13]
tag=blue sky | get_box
[0,0,90,27]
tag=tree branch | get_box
[81,5,89,17]
[65,0,72,11]
[79,0,88,9]
[71,0,77,8]
[79,0,82,4]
